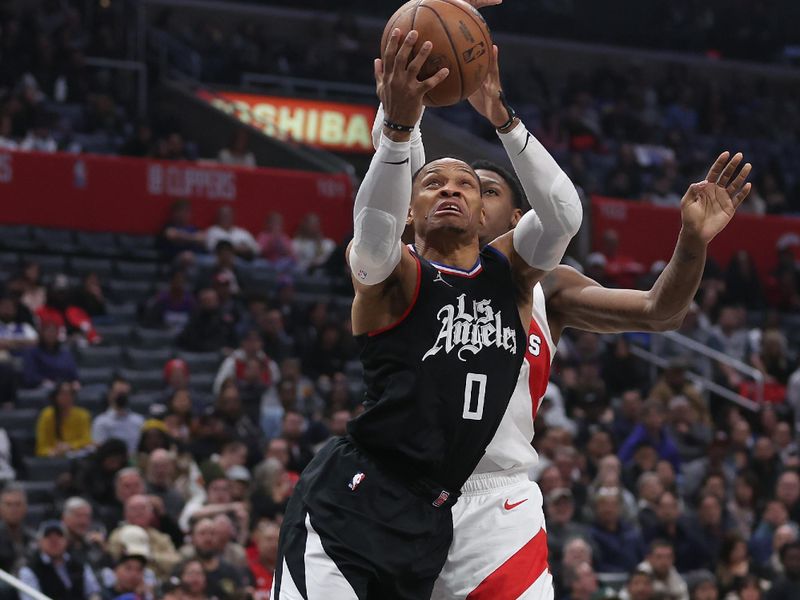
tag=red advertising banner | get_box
[0,151,353,240]
[197,90,376,154]
[591,195,800,276]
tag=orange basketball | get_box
[380,0,493,107]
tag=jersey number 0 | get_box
[462,372,487,420]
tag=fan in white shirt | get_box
[205,205,260,259]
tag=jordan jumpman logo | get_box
[433,271,453,287]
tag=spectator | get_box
[725,251,764,310]
[247,520,279,597]
[212,513,247,570]
[205,206,259,259]
[177,288,237,353]
[257,308,295,364]
[72,273,107,318]
[0,291,38,355]
[225,465,251,503]
[120,122,154,157]
[766,524,799,580]
[645,491,712,573]
[142,269,196,331]
[174,559,209,600]
[12,261,46,313]
[687,570,719,600]
[281,409,314,473]
[213,328,279,396]
[545,487,592,567]
[179,464,247,534]
[145,449,186,523]
[562,561,601,600]
[101,549,151,600]
[589,486,646,573]
[728,473,758,540]
[729,574,765,600]
[213,382,263,463]
[184,517,252,599]
[17,520,102,600]
[108,498,180,581]
[91,376,145,455]
[209,244,243,306]
[36,274,100,345]
[766,541,800,599]
[619,569,656,600]
[62,497,106,573]
[35,381,92,457]
[250,457,293,523]
[257,212,296,270]
[158,200,206,263]
[637,539,689,600]
[22,320,79,388]
[666,396,712,463]
[603,336,649,397]
[292,213,335,273]
[650,357,710,426]
[709,305,749,388]
[619,399,682,471]
[218,129,255,167]
[0,428,16,483]
[0,484,35,572]
[776,472,800,524]
[717,535,755,596]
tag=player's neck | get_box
[414,234,480,271]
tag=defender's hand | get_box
[467,45,511,128]
[680,151,752,245]
[375,29,449,127]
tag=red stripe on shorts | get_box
[466,528,549,600]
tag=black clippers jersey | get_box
[348,245,527,493]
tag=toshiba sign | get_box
[198,90,376,154]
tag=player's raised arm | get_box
[469,46,582,283]
[544,152,752,335]
[348,29,448,289]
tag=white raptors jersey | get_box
[473,283,556,474]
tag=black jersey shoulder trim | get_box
[367,250,422,337]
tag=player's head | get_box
[409,158,484,243]
[470,160,526,247]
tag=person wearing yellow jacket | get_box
[35,381,93,457]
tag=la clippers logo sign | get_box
[423,294,517,362]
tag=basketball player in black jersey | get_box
[271,28,582,600]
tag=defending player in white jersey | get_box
[373,30,753,600]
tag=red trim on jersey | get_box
[367,253,422,337]
[526,318,552,422]
[466,529,549,600]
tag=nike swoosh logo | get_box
[504,498,528,510]
[517,132,531,156]
[381,158,410,165]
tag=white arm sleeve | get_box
[499,122,583,271]
[372,103,426,175]
[349,135,412,285]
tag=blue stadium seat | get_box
[0,225,37,251]
[105,303,138,322]
[23,253,67,273]
[2,409,39,434]
[16,388,50,408]
[79,366,114,387]
[114,260,161,281]
[0,251,19,271]
[96,324,133,346]
[132,327,175,349]
[107,280,153,304]
[119,368,164,391]
[177,351,222,373]
[32,228,77,253]
[189,373,216,395]
[23,457,72,481]
[116,234,160,261]
[76,231,119,257]
[10,432,35,458]
[125,347,173,370]
[69,256,114,279]
[295,274,333,295]
[19,480,57,505]
[130,392,163,415]
[76,345,124,368]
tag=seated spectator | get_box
[637,539,689,600]
[158,200,207,264]
[98,467,147,531]
[11,260,46,313]
[91,376,145,455]
[250,457,293,523]
[589,486,645,573]
[0,291,38,356]
[120,122,154,157]
[18,520,101,600]
[205,205,259,260]
[173,559,210,600]
[619,569,656,600]
[177,288,237,353]
[561,561,602,600]
[708,305,749,388]
[725,251,764,310]
[545,487,592,568]
[637,472,665,533]
[666,396,712,463]
[108,497,180,581]
[751,330,794,389]
[600,229,644,289]
[766,524,799,581]
[257,308,295,363]
[766,541,800,600]
[179,463,248,535]
[36,274,100,345]
[142,269,196,331]
[181,517,253,598]
[645,491,713,573]
[226,465,251,504]
[213,328,279,396]
[61,497,106,573]
[22,320,79,388]
[19,117,57,153]
[35,381,93,457]
[247,520,279,598]
[603,336,649,397]
[257,212,296,270]
[72,272,107,318]
[303,323,349,379]
[145,449,186,523]
[281,409,314,473]
[180,514,247,572]
[102,549,151,600]
[586,454,638,524]
[0,427,16,483]
[218,129,255,167]
[650,357,710,426]
[618,399,681,472]
[717,534,755,596]
[292,213,335,273]
[213,382,263,464]
[0,484,35,573]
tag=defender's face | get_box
[411,159,484,238]
[476,169,520,246]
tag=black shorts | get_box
[272,437,455,600]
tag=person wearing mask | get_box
[35,381,93,457]
[18,520,102,600]
[92,376,145,455]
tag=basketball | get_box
[380,0,493,107]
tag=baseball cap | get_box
[226,465,251,483]
[38,520,66,537]
[546,488,573,504]
[115,524,151,561]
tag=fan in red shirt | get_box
[36,274,100,344]
[247,520,280,599]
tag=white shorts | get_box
[431,468,553,600]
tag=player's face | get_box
[410,159,484,239]
[476,169,521,247]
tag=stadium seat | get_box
[0,251,19,271]
[76,231,119,257]
[2,409,39,434]
[105,302,138,321]
[132,327,175,349]
[130,392,163,415]
[69,256,114,279]
[95,324,133,346]
[9,432,35,458]
[79,366,115,387]
[119,368,164,391]
[76,345,124,368]
[114,260,161,281]
[0,225,33,251]
[25,503,55,527]
[125,347,173,370]
[107,280,153,304]
[116,234,160,261]
[32,227,77,253]
[23,456,72,481]
[19,480,57,505]
[189,373,216,394]
[24,253,66,273]
[177,351,222,373]
[16,388,50,408]
[295,274,333,295]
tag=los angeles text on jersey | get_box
[423,293,518,362]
